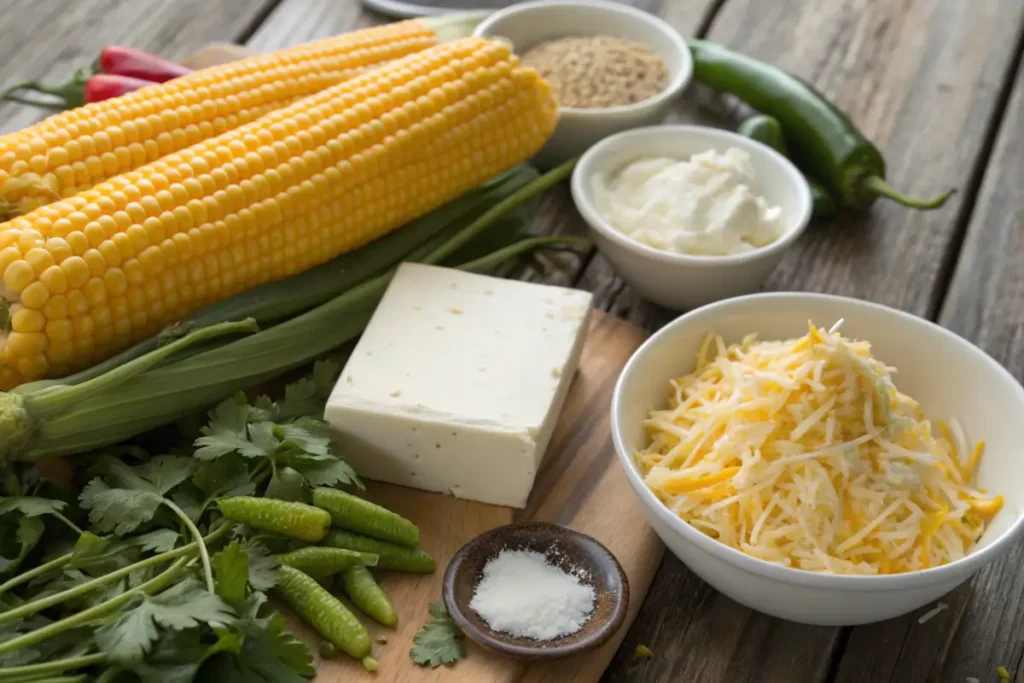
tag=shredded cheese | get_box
[637,322,1003,575]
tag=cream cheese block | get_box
[324,263,593,508]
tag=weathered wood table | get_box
[2,0,1021,680]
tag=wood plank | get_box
[0,0,279,135]
[246,0,384,51]
[583,1,1024,681]
[830,52,1024,683]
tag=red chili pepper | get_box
[84,73,154,102]
[0,71,153,109]
[98,45,191,83]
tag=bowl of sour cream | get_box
[571,125,813,310]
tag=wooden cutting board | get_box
[182,45,664,683]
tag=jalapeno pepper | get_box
[737,115,838,218]
[689,39,953,210]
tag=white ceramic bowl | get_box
[472,0,692,168]
[611,293,1024,626]
[572,125,813,311]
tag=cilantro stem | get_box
[24,319,259,420]
[0,557,191,657]
[0,552,71,597]
[0,652,107,678]
[0,523,231,625]
[164,499,214,594]
[51,511,83,536]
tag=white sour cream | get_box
[592,148,785,256]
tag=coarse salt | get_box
[469,549,595,641]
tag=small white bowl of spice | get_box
[473,0,692,167]
[572,125,813,310]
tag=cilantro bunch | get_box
[0,361,355,682]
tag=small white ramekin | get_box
[473,0,693,168]
[571,125,813,311]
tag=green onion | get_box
[0,159,580,463]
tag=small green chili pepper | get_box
[690,39,953,210]
[323,530,435,573]
[737,114,838,218]
[275,546,378,579]
[217,497,330,542]
[343,565,397,627]
[276,565,371,659]
[312,488,419,547]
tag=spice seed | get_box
[521,35,669,109]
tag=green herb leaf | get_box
[214,541,249,607]
[410,602,466,668]
[132,455,198,496]
[195,395,268,460]
[132,529,182,554]
[0,495,67,518]
[96,578,237,664]
[238,612,316,680]
[80,479,162,536]
[239,539,279,591]
[69,531,140,574]
[277,418,333,458]
[289,457,361,490]
[0,516,45,574]
[169,486,206,523]
[127,627,208,683]
[193,453,253,497]
[246,422,281,455]
[313,360,341,398]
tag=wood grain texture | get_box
[0,0,278,135]
[305,312,663,683]
[829,53,1024,683]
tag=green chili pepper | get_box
[342,566,397,627]
[275,546,378,579]
[323,530,435,573]
[689,40,953,210]
[216,497,331,542]
[312,488,419,547]
[276,565,371,659]
[737,114,838,218]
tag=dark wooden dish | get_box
[442,521,629,661]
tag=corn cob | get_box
[0,16,484,218]
[0,37,557,388]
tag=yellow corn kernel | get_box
[0,38,556,383]
[0,21,442,213]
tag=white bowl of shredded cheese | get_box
[611,293,1024,625]
[572,125,812,310]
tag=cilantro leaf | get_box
[213,541,249,607]
[127,628,208,683]
[169,485,206,523]
[69,532,140,574]
[133,455,197,496]
[247,422,281,455]
[195,395,268,460]
[132,529,182,554]
[235,612,315,681]
[289,457,361,490]
[410,602,466,668]
[276,418,333,458]
[274,378,319,421]
[96,579,237,664]
[80,479,162,536]
[0,516,44,574]
[0,495,67,518]
[193,454,253,498]
[239,539,279,591]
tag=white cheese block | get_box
[324,263,593,508]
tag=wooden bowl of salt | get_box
[442,521,629,661]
